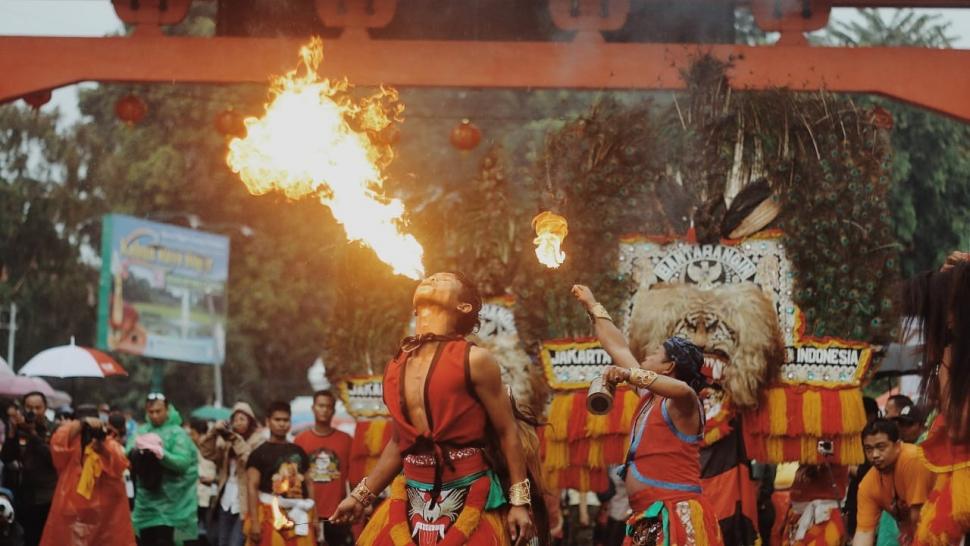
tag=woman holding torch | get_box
[571,285,723,546]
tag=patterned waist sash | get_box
[391,471,506,546]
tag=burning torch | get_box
[532,211,568,269]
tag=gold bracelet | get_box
[628,368,659,389]
[508,479,531,506]
[588,303,613,323]
[350,478,376,507]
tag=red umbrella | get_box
[19,338,127,378]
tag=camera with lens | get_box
[82,420,107,445]
[218,421,234,439]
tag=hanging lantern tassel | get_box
[532,211,568,269]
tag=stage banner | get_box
[338,375,389,418]
[541,337,614,390]
[618,232,874,386]
[96,214,230,365]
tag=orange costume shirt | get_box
[856,443,934,534]
[293,428,352,518]
[39,425,135,546]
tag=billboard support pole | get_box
[150,360,165,393]
[213,361,223,408]
[5,303,16,369]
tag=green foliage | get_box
[823,9,954,47]
[8,6,960,411]
[819,9,970,276]
[512,100,665,344]
[0,107,100,371]
[505,58,899,345]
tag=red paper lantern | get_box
[214,108,246,138]
[22,90,52,111]
[450,118,481,151]
[115,94,147,125]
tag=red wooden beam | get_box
[2,35,969,121]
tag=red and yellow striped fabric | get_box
[349,418,393,485]
[743,385,867,465]
[541,387,639,492]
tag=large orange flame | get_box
[532,211,568,268]
[226,37,424,279]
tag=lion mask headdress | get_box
[627,282,784,409]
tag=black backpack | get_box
[128,448,163,491]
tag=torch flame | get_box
[226,37,424,279]
[271,496,294,531]
[532,211,568,268]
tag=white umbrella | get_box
[19,338,127,378]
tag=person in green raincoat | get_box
[126,393,199,546]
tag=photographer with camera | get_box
[198,402,261,546]
[0,393,56,546]
[38,404,134,546]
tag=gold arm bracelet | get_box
[508,479,531,506]
[350,478,376,507]
[588,303,613,323]
[628,368,659,389]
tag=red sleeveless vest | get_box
[625,395,704,506]
[383,339,489,484]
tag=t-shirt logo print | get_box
[272,458,305,497]
[309,449,340,483]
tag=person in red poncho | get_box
[39,406,135,546]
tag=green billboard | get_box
[96,214,230,365]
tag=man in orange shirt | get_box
[294,390,352,546]
[852,419,934,546]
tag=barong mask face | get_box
[407,487,468,546]
[627,282,784,429]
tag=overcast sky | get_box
[2,0,969,120]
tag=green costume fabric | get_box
[126,405,199,544]
[405,469,507,510]
[876,511,900,546]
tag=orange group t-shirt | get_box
[856,443,935,533]
[294,428,353,519]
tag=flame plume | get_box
[227,38,424,279]
[532,211,568,268]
